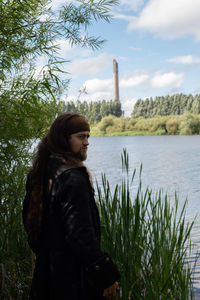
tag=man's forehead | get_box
[72,131,90,136]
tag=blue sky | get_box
[44,0,200,116]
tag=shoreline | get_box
[90,130,200,137]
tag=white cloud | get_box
[121,97,137,116]
[125,0,200,40]
[167,55,200,65]
[53,39,74,56]
[83,78,113,93]
[82,70,149,95]
[120,71,149,88]
[65,91,113,103]
[151,72,184,89]
[67,53,112,77]
[83,91,113,101]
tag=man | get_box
[23,112,120,300]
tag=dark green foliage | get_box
[0,0,119,298]
[132,94,200,118]
[0,141,33,299]
[60,99,123,124]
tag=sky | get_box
[43,0,200,116]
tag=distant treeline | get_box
[92,113,200,136]
[132,94,200,118]
[60,99,123,124]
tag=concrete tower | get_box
[113,59,119,101]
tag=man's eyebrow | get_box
[78,133,90,137]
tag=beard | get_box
[74,148,87,161]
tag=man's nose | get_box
[83,137,89,145]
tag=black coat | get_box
[23,158,120,300]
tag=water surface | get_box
[86,135,200,295]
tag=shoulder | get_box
[57,167,90,190]
[55,167,93,206]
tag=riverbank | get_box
[91,127,200,137]
[91,128,168,136]
[90,113,200,136]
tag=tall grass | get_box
[97,149,196,299]
[0,143,33,299]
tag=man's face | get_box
[68,131,90,161]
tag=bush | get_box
[166,116,179,135]
[132,116,167,133]
[125,118,137,131]
[149,116,167,132]
[0,142,33,299]
[93,114,200,136]
[179,113,200,135]
[98,115,115,133]
[106,117,126,134]
[132,117,149,131]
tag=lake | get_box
[86,135,200,296]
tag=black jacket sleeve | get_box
[56,169,120,290]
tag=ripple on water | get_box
[87,135,200,295]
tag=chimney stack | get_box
[113,59,119,101]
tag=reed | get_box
[0,144,33,299]
[97,149,196,299]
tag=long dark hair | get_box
[24,112,80,245]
